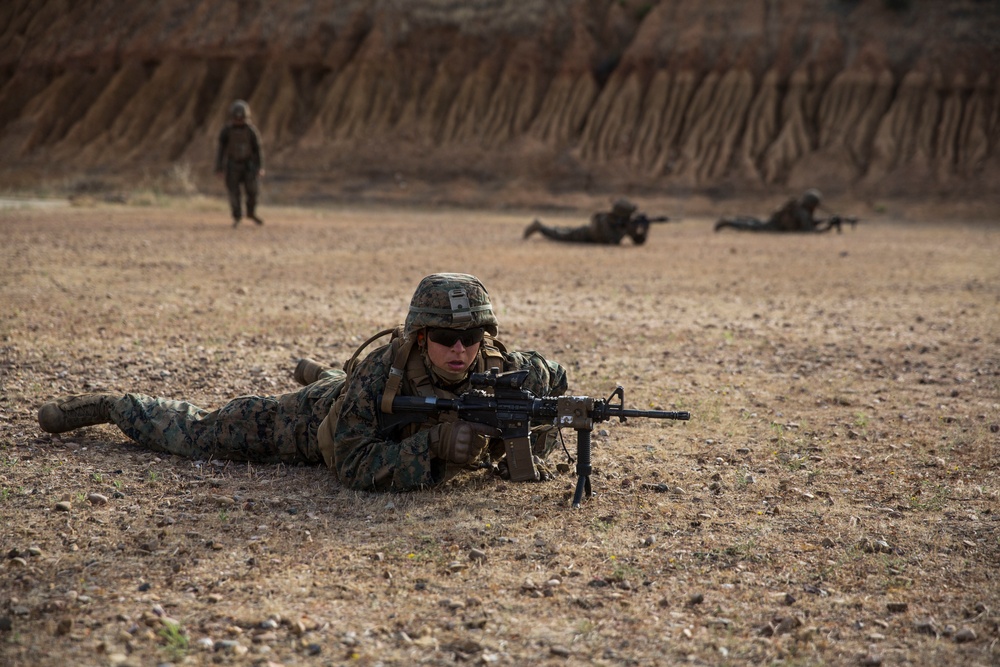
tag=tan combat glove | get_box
[429,421,499,465]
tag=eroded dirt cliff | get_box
[1,0,998,204]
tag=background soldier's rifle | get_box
[379,368,690,507]
[625,214,671,244]
[633,214,670,226]
[817,215,860,234]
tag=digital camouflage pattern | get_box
[105,369,346,464]
[328,339,567,492]
[95,342,566,493]
[404,273,498,336]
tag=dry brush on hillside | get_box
[2,0,999,203]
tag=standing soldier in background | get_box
[215,100,265,227]
[523,198,667,245]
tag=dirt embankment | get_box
[1,0,998,205]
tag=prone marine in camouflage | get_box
[215,100,265,227]
[37,274,567,492]
[523,198,664,245]
[714,189,853,233]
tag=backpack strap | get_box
[380,332,416,414]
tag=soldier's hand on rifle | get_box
[429,421,500,465]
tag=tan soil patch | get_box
[0,201,998,666]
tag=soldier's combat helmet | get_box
[612,198,637,217]
[799,189,822,209]
[404,273,498,338]
[230,100,250,121]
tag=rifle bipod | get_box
[571,428,593,508]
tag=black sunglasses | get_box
[426,327,485,348]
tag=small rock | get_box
[859,652,883,666]
[55,618,73,636]
[468,548,487,562]
[643,535,656,547]
[775,616,802,635]
[954,627,977,643]
[886,602,908,613]
[87,493,109,505]
[687,593,704,606]
[55,501,72,512]
[549,645,571,657]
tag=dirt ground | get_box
[0,198,998,667]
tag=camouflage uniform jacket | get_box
[769,198,817,232]
[588,211,635,244]
[215,122,264,172]
[317,336,567,492]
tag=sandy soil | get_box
[0,199,998,666]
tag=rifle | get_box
[817,214,859,234]
[379,367,690,507]
[633,214,670,226]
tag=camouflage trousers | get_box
[536,224,599,243]
[225,160,260,220]
[108,370,345,465]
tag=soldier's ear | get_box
[417,332,426,348]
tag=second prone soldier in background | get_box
[216,100,265,228]
[523,198,669,246]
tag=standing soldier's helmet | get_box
[799,189,822,210]
[404,273,499,338]
[230,100,250,122]
[611,198,637,217]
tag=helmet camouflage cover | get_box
[611,198,637,217]
[230,100,249,121]
[799,188,822,207]
[404,273,498,338]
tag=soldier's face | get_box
[426,336,480,375]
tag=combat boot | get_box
[523,219,543,239]
[294,358,332,386]
[232,216,242,228]
[38,394,115,434]
[249,213,264,225]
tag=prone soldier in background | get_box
[523,198,669,246]
[215,100,265,227]
[714,189,855,233]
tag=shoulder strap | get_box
[379,329,415,414]
[343,326,399,378]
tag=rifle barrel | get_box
[609,407,690,421]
